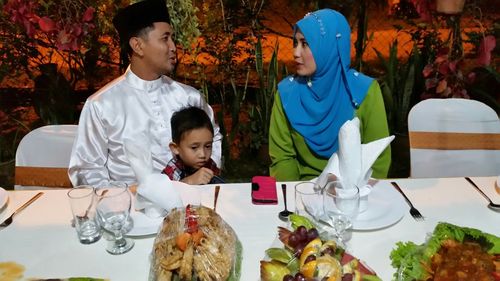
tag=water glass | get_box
[96,183,134,255]
[294,182,323,222]
[67,186,102,244]
[323,181,359,246]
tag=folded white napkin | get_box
[124,135,184,217]
[316,117,395,190]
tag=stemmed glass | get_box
[95,183,135,255]
[323,181,359,247]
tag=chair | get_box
[408,98,500,178]
[15,125,77,188]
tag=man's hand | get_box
[181,167,214,185]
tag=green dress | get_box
[269,81,391,181]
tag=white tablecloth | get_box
[0,177,499,280]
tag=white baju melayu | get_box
[68,68,222,187]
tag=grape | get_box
[296,226,307,242]
[283,274,294,281]
[306,228,319,241]
[304,254,316,264]
[294,272,306,281]
[294,242,306,257]
[321,247,334,257]
[342,273,354,281]
[288,233,300,248]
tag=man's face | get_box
[171,128,214,170]
[141,22,177,76]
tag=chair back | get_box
[15,125,77,188]
[408,98,500,178]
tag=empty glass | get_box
[95,183,134,255]
[294,182,323,222]
[323,181,359,246]
[67,186,102,244]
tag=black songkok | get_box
[112,0,171,43]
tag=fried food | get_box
[151,205,239,281]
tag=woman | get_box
[269,9,391,181]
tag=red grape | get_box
[288,233,300,248]
[306,228,319,241]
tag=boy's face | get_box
[169,128,213,170]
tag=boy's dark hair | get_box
[171,107,214,143]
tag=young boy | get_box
[163,107,224,185]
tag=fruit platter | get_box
[260,214,381,281]
[391,222,500,281]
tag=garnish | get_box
[261,214,380,281]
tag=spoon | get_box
[278,184,293,221]
[465,177,500,210]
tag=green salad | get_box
[390,222,500,281]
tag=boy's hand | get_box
[181,167,214,185]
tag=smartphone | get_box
[251,176,278,205]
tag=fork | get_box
[0,192,44,227]
[390,182,424,221]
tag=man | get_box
[68,0,222,187]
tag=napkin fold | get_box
[316,117,395,189]
[124,135,183,217]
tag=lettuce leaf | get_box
[390,222,500,281]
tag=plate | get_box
[352,183,406,230]
[0,187,8,211]
[126,210,164,237]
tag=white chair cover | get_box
[15,125,77,189]
[408,98,500,178]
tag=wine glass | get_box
[95,183,135,255]
[323,181,359,247]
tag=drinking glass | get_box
[295,182,323,222]
[323,181,359,246]
[95,183,134,255]
[67,186,102,244]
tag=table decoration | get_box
[260,214,381,281]
[150,205,242,280]
[391,222,500,281]
[315,117,394,207]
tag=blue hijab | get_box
[278,9,374,158]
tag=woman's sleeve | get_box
[359,81,392,178]
[269,93,300,181]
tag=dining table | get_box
[0,176,499,281]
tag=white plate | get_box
[0,187,8,211]
[126,210,164,237]
[352,183,406,230]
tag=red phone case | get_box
[251,176,278,205]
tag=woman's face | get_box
[293,30,316,77]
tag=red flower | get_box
[82,7,95,22]
[38,16,56,32]
[477,35,496,67]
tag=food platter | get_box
[149,205,242,280]
[261,214,381,281]
[391,222,500,281]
